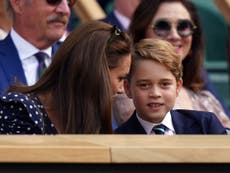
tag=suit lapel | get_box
[51,41,62,56]
[171,110,198,134]
[0,35,27,85]
[128,112,147,134]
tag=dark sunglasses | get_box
[151,19,197,38]
[46,0,76,7]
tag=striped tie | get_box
[152,124,167,135]
[35,52,49,79]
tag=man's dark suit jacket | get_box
[0,34,61,94]
[115,110,227,134]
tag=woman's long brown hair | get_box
[8,21,131,134]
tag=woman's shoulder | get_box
[0,92,41,113]
[0,92,45,134]
[1,91,30,100]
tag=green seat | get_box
[191,0,230,107]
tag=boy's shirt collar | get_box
[136,111,175,134]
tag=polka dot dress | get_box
[0,92,57,134]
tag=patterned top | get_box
[0,92,57,134]
[174,88,230,128]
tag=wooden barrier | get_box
[0,135,230,163]
[0,135,110,163]
[0,135,229,172]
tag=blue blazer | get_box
[115,110,227,134]
[101,11,126,31]
[0,34,61,94]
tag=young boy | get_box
[115,38,227,134]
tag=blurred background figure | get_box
[100,0,140,31]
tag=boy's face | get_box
[125,59,182,123]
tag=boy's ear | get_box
[124,80,132,98]
[176,79,183,96]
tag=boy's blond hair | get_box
[128,38,183,82]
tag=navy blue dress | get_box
[0,92,57,134]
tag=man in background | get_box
[0,0,74,94]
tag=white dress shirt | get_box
[136,112,175,135]
[10,28,52,85]
[0,28,7,40]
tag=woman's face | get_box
[145,2,193,60]
[109,54,132,95]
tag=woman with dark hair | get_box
[114,0,230,129]
[130,0,204,92]
[0,20,132,134]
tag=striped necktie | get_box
[35,52,49,79]
[152,124,167,135]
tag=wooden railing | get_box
[0,135,229,172]
[0,135,229,163]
